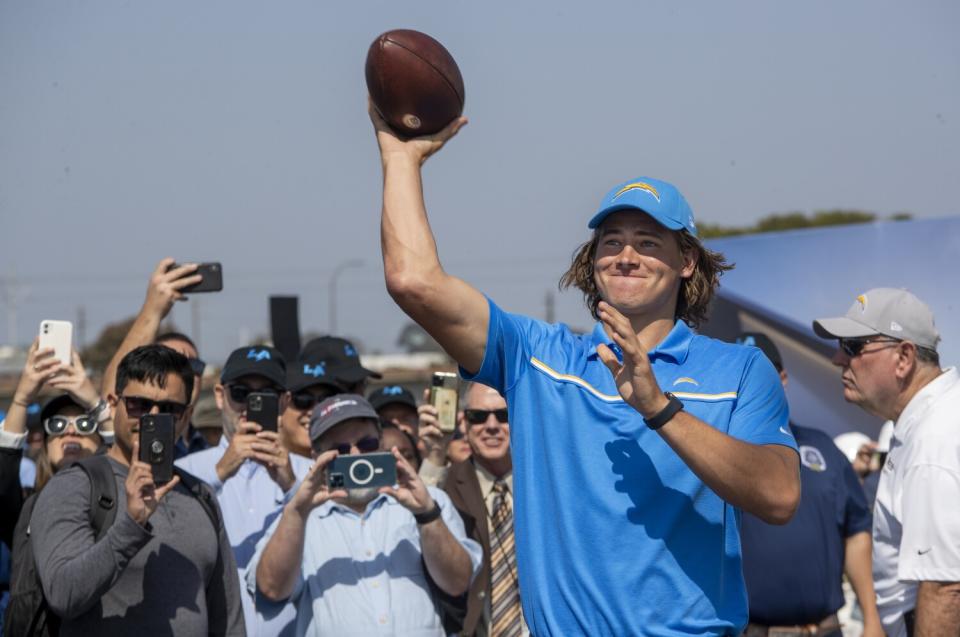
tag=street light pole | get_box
[328,259,363,335]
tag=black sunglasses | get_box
[839,337,901,358]
[188,357,206,376]
[291,388,338,412]
[322,436,381,456]
[227,384,282,404]
[44,415,99,436]
[464,408,509,425]
[120,395,188,419]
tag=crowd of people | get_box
[0,107,956,637]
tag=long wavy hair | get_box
[559,229,733,328]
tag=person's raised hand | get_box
[379,446,434,515]
[254,429,296,492]
[417,388,447,466]
[215,419,264,483]
[369,97,467,167]
[126,438,181,527]
[47,349,100,411]
[142,257,202,318]
[12,339,61,406]
[289,450,347,516]
[595,301,669,419]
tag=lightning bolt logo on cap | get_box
[857,294,867,313]
[613,182,661,202]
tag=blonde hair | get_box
[559,229,733,328]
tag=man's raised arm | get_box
[371,104,489,374]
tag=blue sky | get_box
[2,0,957,362]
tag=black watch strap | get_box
[414,502,442,525]
[644,392,684,430]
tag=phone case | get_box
[430,372,460,433]
[179,262,223,293]
[247,391,279,433]
[327,452,397,490]
[139,414,176,484]
[38,320,73,366]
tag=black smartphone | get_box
[327,452,397,490]
[247,391,279,433]
[139,414,176,484]
[178,262,223,293]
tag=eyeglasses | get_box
[188,357,206,376]
[322,436,381,456]
[226,384,282,404]
[44,415,99,436]
[464,408,509,425]
[291,389,337,412]
[120,395,188,419]
[839,338,901,358]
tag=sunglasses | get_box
[188,357,206,376]
[464,408,509,425]
[839,338,901,358]
[322,436,381,456]
[291,389,338,412]
[227,384,282,404]
[44,415,99,436]
[120,395,188,419]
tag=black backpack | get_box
[3,454,219,637]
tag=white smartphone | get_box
[38,320,73,366]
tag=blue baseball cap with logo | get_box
[588,177,697,236]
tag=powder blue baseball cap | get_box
[588,177,698,236]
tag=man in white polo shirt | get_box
[814,288,960,637]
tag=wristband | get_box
[414,502,442,525]
[644,392,684,430]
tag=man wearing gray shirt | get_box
[31,345,245,636]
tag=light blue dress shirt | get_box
[247,488,482,637]
[176,436,313,637]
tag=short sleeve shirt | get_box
[462,298,796,636]
[740,424,871,624]
[872,367,960,637]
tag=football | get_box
[365,29,465,137]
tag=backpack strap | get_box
[173,467,221,533]
[71,454,118,541]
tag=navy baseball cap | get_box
[368,385,417,412]
[300,336,382,384]
[309,394,380,445]
[588,177,697,236]
[287,351,342,394]
[220,345,287,388]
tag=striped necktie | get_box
[490,479,522,637]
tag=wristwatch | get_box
[414,502,442,525]
[644,392,684,430]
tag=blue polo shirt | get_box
[462,298,796,636]
[740,424,871,625]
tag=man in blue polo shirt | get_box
[735,332,882,637]
[369,108,800,635]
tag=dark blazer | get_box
[442,459,491,636]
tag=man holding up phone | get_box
[249,394,481,636]
[30,345,243,635]
[176,345,312,636]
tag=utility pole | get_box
[0,271,28,346]
[328,259,363,335]
[545,290,556,324]
[76,305,87,350]
[191,299,201,351]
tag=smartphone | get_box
[327,452,397,490]
[38,320,73,366]
[430,372,460,434]
[247,391,279,433]
[177,262,223,293]
[139,414,176,484]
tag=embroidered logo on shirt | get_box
[917,547,933,555]
[672,377,699,387]
[799,445,827,472]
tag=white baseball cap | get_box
[813,288,940,351]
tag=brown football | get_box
[366,29,465,137]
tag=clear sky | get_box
[2,0,957,362]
